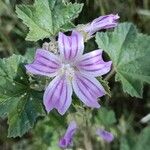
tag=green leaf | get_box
[120,137,131,150]
[61,22,75,31]
[25,48,36,63]
[95,107,116,126]
[0,55,45,137]
[133,126,150,150]
[16,0,83,41]
[96,23,150,98]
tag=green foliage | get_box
[16,0,83,41]
[0,0,150,149]
[25,48,36,63]
[120,137,131,150]
[95,107,116,126]
[31,116,62,150]
[11,113,66,149]
[96,23,150,98]
[0,55,45,137]
[133,126,150,150]
[98,77,111,96]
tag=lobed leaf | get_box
[16,0,83,41]
[96,23,150,98]
[0,55,45,137]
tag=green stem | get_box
[83,128,93,150]
[104,67,115,81]
[83,109,93,150]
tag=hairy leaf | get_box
[96,23,150,98]
[16,0,83,41]
[0,55,45,137]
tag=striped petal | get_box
[25,49,61,77]
[96,129,114,143]
[84,14,119,35]
[59,121,77,148]
[58,31,84,61]
[76,49,112,77]
[43,75,73,115]
[72,73,105,108]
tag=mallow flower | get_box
[59,121,77,148]
[25,31,112,115]
[96,129,114,143]
[83,14,119,36]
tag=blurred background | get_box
[0,0,150,150]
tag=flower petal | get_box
[76,49,112,77]
[96,129,114,143]
[59,121,77,148]
[58,31,84,61]
[25,49,61,77]
[84,14,119,35]
[72,73,105,108]
[43,75,73,115]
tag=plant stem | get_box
[83,129,93,150]
[104,67,115,81]
[83,109,93,150]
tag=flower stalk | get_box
[83,128,93,150]
[104,67,115,81]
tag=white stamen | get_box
[60,64,75,80]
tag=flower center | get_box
[60,63,75,80]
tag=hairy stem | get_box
[83,128,93,150]
[83,109,93,150]
[104,67,115,81]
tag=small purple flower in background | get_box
[59,121,77,149]
[84,14,119,36]
[96,129,114,143]
[25,31,112,115]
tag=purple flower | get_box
[59,121,77,149]
[96,129,114,143]
[25,31,112,115]
[84,14,119,35]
